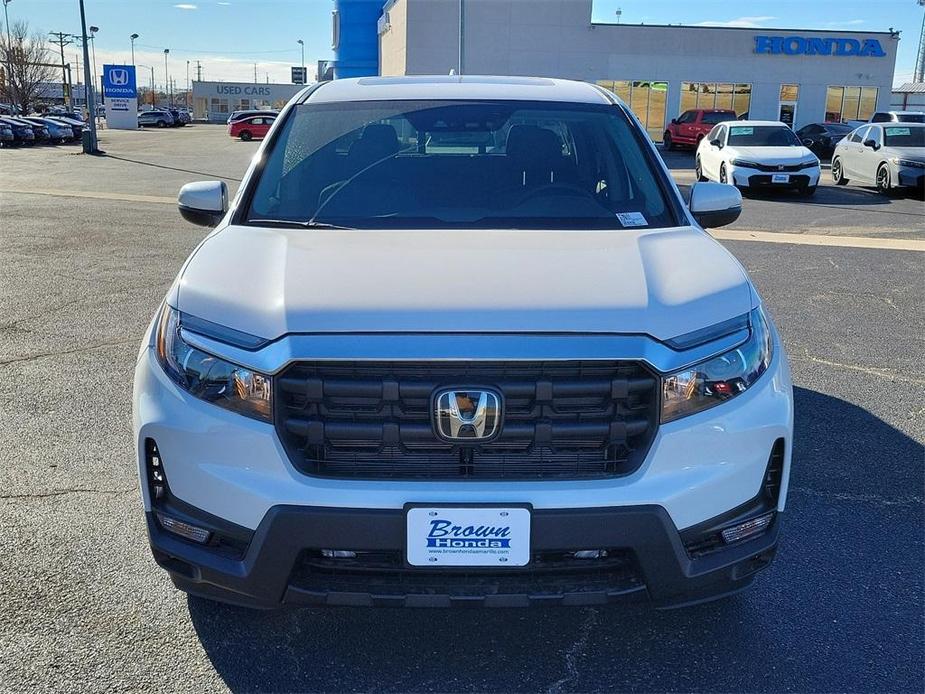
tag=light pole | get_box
[186,59,189,108]
[130,33,138,66]
[2,0,16,108]
[297,38,304,68]
[77,0,99,152]
[163,48,169,107]
[89,25,98,113]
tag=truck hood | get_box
[175,225,754,342]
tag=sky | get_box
[5,0,924,88]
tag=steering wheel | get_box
[514,182,597,205]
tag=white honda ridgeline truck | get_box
[134,76,793,609]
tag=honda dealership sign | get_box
[102,64,138,129]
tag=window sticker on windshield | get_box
[885,127,911,136]
[730,126,754,136]
[616,212,648,227]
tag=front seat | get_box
[505,124,569,187]
[347,123,401,172]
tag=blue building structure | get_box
[332,0,382,79]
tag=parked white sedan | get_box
[696,120,821,196]
[831,122,925,195]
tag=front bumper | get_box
[731,165,820,189]
[896,166,925,189]
[147,501,780,608]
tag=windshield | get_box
[727,125,801,147]
[244,99,678,230]
[883,126,925,147]
[896,114,925,123]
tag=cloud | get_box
[217,1,231,4]
[825,19,864,27]
[174,3,198,9]
[693,16,776,28]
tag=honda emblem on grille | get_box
[777,164,785,171]
[433,388,502,441]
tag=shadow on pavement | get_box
[187,387,923,693]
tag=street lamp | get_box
[3,0,17,107]
[163,48,169,107]
[186,59,190,108]
[297,38,304,68]
[130,33,138,66]
[77,0,99,152]
[88,26,98,113]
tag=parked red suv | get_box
[228,115,276,141]
[664,109,737,150]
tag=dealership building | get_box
[190,81,305,122]
[373,0,899,140]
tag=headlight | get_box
[890,158,925,169]
[154,304,272,422]
[800,158,820,169]
[730,158,760,168]
[661,307,772,423]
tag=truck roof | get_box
[304,75,614,105]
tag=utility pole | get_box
[915,0,925,83]
[2,0,15,108]
[77,0,99,152]
[253,62,257,83]
[49,31,73,108]
[195,59,202,82]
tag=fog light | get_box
[321,549,357,559]
[155,511,212,544]
[573,550,608,560]
[721,512,774,544]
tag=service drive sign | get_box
[102,64,138,130]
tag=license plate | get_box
[771,173,790,183]
[406,506,531,567]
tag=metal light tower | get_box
[2,0,15,107]
[130,33,138,65]
[915,0,925,83]
[77,0,99,152]
[88,25,98,111]
[163,48,169,107]
[297,38,304,68]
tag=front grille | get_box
[750,162,814,172]
[288,548,643,600]
[748,174,810,187]
[275,361,659,479]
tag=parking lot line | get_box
[710,228,925,252]
[0,188,175,205]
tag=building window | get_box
[210,97,229,114]
[680,82,751,118]
[825,86,878,122]
[597,80,669,142]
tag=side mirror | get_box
[863,139,877,149]
[710,138,722,149]
[670,118,678,125]
[689,181,742,229]
[178,180,228,227]
[801,138,814,147]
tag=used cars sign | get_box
[754,36,886,57]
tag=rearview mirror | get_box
[688,181,742,229]
[178,181,228,227]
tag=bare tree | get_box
[1,20,56,113]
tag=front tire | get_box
[239,130,253,141]
[800,185,817,197]
[695,156,706,182]
[663,132,674,151]
[831,158,849,185]
[876,164,893,195]
[157,120,167,128]
[719,163,728,184]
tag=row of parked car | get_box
[138,108,192,128]
[0,112,87,146]
[663,109,925,196]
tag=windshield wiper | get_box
[248,218,355,230]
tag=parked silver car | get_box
[831,122,925,195]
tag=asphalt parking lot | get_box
[1,125,923,693]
